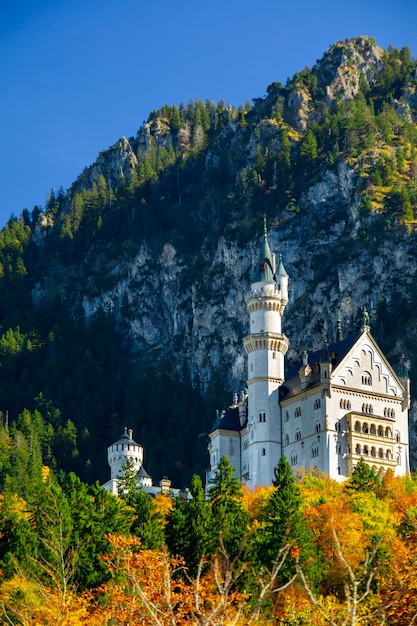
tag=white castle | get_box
[207,222,410,486]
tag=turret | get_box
[107,428,144,479]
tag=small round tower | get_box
[107,428,144,479]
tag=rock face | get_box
[317,36,384,102]
[28,36,417,468]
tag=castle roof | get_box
[252,219,275,284]
[280,333,362,400]
[137,465,151,479]
[209,405,246,434]
[111,428,142,448]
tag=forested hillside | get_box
[1,36,417,488]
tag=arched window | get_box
[355,421,361,432]
[295,429,301,441]
[311,445,319,458]
[243,439,249,450]
[362,372,372,386]
[395,431,400,443]
[290,452,298,466]
[314,398,321,410]
[284,434,289,446]
[315,422,321,433]
[261,448,266,456]
[362,422,369,434]
[285,411,289,422]
[259,412,266,423]
[294,406,301,418]
[355,444,361,455]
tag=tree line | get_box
[1,454,417,623]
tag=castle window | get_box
[362,372,372,386]
[295,429,301,441]
[379,448,384,458]
[397,453,401,466]
[371,447,376,457]
[243,439,249,450]
[355,421,361,432]
[284,434,289,446]
[261,448,266,456]
[336,443,342,454]
[311,445,319,458]
[362,423,369,434]
[285,411,289,422]
[315,422,321,433]
[355,444,361,455]
[378,425,384,436]
[259,412,266,423]
[314,398,321,410]
[294,406,301,418]
[385,427,392,438]
[395,431,400,443]
[370,424,376,435]
[290,452,298,466]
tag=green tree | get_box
[208,456,250,560]
[347,458,381,493]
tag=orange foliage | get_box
[91,534,251,625]
[241,484,275,520]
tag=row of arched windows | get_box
[362,403,373,414]
[340,399,351,410]
[290,453,298,466]
[294,406,301,417]
[384,407,395,418]
[314,399,321,410]
[354,444,393,460]
[353,421,394,438]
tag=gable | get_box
[332,333,404,397]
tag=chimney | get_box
[160,477,171,495]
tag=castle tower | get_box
[107,427,144,479]
[242,219,289,486]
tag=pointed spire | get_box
[276,253,288,277]
[398,354,409,379]
[252,216,275,283]
[320,339,331,364]
[336,314,343,342]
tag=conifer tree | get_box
[208,456,250,560]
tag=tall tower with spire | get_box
[242,219,289,486]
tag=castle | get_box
[207,223,410,486]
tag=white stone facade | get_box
[207,231,410,487]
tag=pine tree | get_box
[208,456,250,560]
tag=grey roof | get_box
[112,429,142,448]
[137,465,151,479]
[280,333,362,400]
[276,254,288,277]
[209,405,247,434]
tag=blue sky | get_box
[1,0,416,229]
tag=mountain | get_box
[1,36,417,486]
